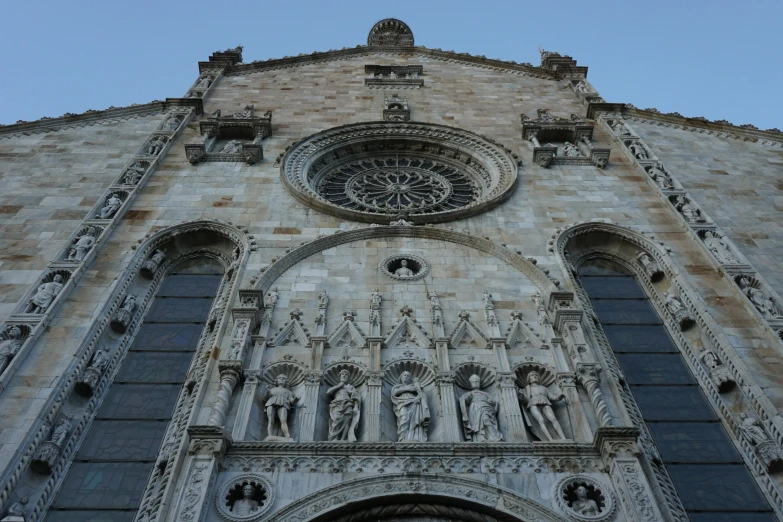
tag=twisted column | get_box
[208,363,241,427]
[577,363,612,427]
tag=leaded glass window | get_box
[578,259,773,519]
[47,259,223,521]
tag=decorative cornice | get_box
[0,101,166,138]
[589,103,783,146]
[228,46,559,80]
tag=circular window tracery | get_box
[281,122,519,224]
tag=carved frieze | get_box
[365,65,423,88]
[185,106,272,165]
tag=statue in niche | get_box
[459,374,503,442]
[663,292,694,330]
[700,350,735,392]
[195,76,212,89]
[67,227,97,261]
[262,374,300,441]
[75,345,111,397]
[123,161,146,185]
[703,231,738,264]
[674,195,706,223]
[219,140,243,154]
[571,485,600,515]
[738,277,781,319]
[327,369,361,442]
[628,142,648,160]
[391,371,430,442]
[146,136,166,156]
[0,327,23,374]
[3,497,27,522]
[518,371,566,441]
[647,163,673,189]
[394,259,415,278]
[141,249,167,279]
[563,142,581,157]
[98,193,122,219]
[50,415,73,447]
[231,484,259,516]
[25,275,64,314]
[111,294,137,333]
[738,412,783,473]
[611,120,630,136]
[163,115,183,131]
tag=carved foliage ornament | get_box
[280,122,518,224]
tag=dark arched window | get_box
[46,258,224,522]
[578,258,774,521]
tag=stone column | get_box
[577,363,612,427]
[557,372,592,441]
[173,426,227,522]
[437,372,461,442]
[497,372,528,442]
[298,371,323,442]
[208,362,241,427]
[365,370,384,441]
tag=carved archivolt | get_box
[280,122,518,224]
[265,474,570,522]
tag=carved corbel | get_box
[577,363,612,427]
[636,252,664,282]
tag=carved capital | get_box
[436,372,456,385]
[556,372,577,388]
[576,363,602,385]
[238,289,264,310]
[367,370,385,386]
[187,425,229,459]
[218,360,242,378]
[304,370,323,385]
[496,371,517,388]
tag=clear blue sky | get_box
[2,0,781,129]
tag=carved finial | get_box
[510,310,523,320]
[289,308,303,320]
[400,305,413,317]
[458,310,471,322]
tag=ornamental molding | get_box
[0,102,166,139]
[262,474,571,522]
[280,121,519,224]
[589,104,783,147]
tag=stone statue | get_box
[262,374,300,441]
[663,292,694,330]
[575,80,594,94]
[265,287,279,308]
[51,415,73,446]
[571,485,600,515]
[391,371,430,442]
[738,277,781,319]
[674,195,706,223]
[701,350,735,392]
[739,413,783,473]
[195,76,212,89]
[89,345,110,373]
[99,193,122,219]
[318,289,328,307]
[111,293,137,333]
[146,136,166,156]
[518,371,566,441]
[3,497,27,522]
[563,142,581,157]
[703,231,738,264]
[629,142,648,160]
[75,344,111,397]
[123,161,146,185]
[611,121,629,136]
[389,70,398,79]
[647,163,673,189]
[327,369,361,442]
[67,227,97,261]
[459,374,503,442]
[163,115,182,131]
[231,484,259,516]
[371,289,382,308]
[26,275,64,313]
[0,327,23,374]
[219,140,243,154]
[394,259,415,277]
[140,249,167,279]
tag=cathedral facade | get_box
[1,18,783,522]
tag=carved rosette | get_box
[30,441,63,475]
[554,476,616,521]
[215,474,275,521]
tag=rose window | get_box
[281,122,519,224]
[318,156,479,214]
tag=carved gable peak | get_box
[271,313,310,347]
[449,311,489,349]
[384,315,431,349]
[327,317,367,349]
[505,313,544,350]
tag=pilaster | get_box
[365,371,384,441]
[497,372,528,442]
[298,371,323,442]
[437,373,461,442]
